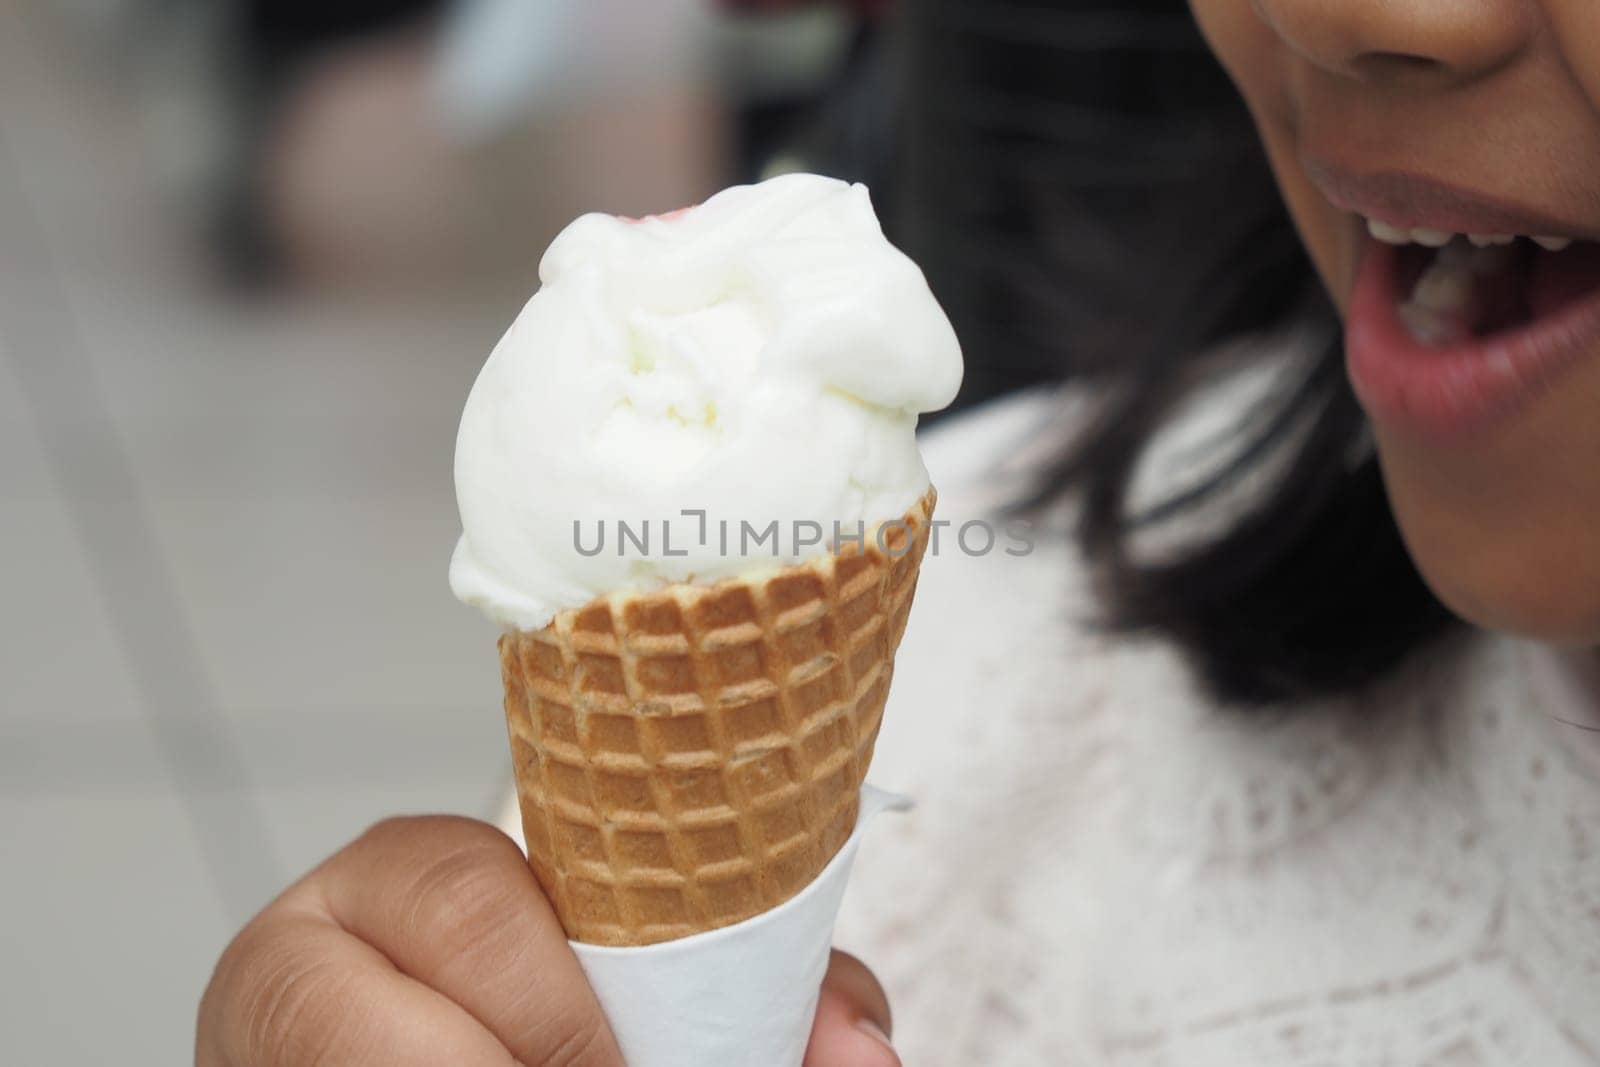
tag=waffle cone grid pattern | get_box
[499,490,934,945]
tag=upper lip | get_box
[1303,159,1596,239]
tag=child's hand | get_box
[196,815,900,1066]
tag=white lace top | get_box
[833,387,1600,1065]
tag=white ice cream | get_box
[450,173,963,630]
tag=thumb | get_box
[803,950,900,1067]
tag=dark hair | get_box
[879,0,1461,703]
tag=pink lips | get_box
[1345,235,1600,439]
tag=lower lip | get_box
[1345,234,1600,440]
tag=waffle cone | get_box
[498,489,935,946]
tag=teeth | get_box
[1412,265,1472,313]
[1410,227,1454,248]
[1367,218,1412,245]
[1398,303,1455,345]
[1397,239,1516,347]
[1363,218,1577,251]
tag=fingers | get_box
[199,815,623,1067]
[307,815,622,1067]
[199,905,520,1067]
[803,950,900,1067]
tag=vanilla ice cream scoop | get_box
[450,173,963,630]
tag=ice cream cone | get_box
[498,489,935,946]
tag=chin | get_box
[1386,481,1600,645]
[1368,337,1600,648]
[1431,572,1600,646]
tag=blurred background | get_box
[0,0,1271,1060]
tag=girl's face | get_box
[1189,0,1600,645]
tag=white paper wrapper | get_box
[569,785,910,1067]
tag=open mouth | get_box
[1345,219,1600,438]
[1373,223,1600,346]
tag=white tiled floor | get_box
[0,4,576,1062]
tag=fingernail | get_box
[857,1017,894,1050]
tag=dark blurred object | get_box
[721,0,892,18]
[736,21,895,189]
[243,0,443,59]
[894,0,1305,411]
[216,0,447,284]
[716,0,892,187]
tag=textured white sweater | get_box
[833,387,1600,1065]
